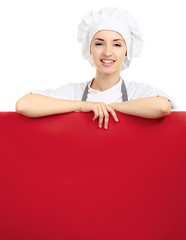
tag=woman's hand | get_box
[80,102,119,129]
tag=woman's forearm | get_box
[108,96,172,119]
[15,93,83,117]
[16,94,171,121]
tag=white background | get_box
[0,0,185,111]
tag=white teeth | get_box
[101,60,114,63]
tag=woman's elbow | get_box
[15,94,31,115]
[160,98,172,117]
[15,99,25,114]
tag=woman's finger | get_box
[92,107,99,121]
[102,106,109,129]
[106,105,119,122]
[98,105,104,128]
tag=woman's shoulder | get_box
[124,80,155,97]
[125,79,156,90]
[55,80,88,91]
[31,80,90,100]
[56,80,90,95]
[124,79,177,110]
[124,79,168,97]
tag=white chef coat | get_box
[31,77,176,110]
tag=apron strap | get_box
[81,79,128,102]
[121,79,128,101]
[81,81,90,101]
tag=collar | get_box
[88,77,122,93]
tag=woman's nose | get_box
[103,45,112,56]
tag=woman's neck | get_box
[90,71,121,91]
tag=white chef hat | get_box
[77,7,144,71]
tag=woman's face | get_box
[90,30,127,74]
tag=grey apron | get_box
[81,79,128,101]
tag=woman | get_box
[16,7,176,129]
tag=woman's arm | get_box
[15,93,83,117]
[108,96,172,119]
[16,94,171,129]
[15,94,118,129]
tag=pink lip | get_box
[100,59,115,67]
[101,59,115,61]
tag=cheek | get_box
[91,48,101,59]
[90,44,98,55]
[117,52,127,62]
[120,48,127,60]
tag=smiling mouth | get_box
[101,59,115,63]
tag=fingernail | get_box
[105,126,108,129]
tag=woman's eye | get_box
[115,44,121,47]
[95,43,121,47]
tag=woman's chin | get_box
[97,67,119,75]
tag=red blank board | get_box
[0,111,186,240]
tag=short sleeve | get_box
[126,81,177,110]
[31,81,89,101]
[31,82,78,100]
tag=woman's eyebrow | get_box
[94,38,123,42]
[113,39,123,42]
[94,38,104,41]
